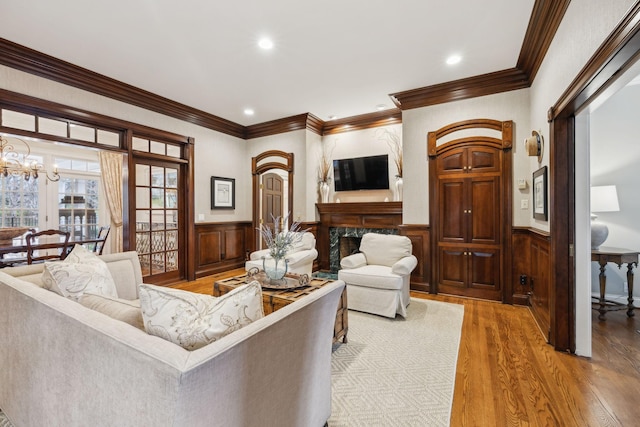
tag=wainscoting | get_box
[193,221,252,278]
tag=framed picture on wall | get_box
[532,166,548,221]
[211,176,235,209]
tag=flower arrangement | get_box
[376,128,402,177]
[257,214,307,260]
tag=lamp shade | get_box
[590,185,620,250]
[590,185,620,212]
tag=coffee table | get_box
[213,273,348,344]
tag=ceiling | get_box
[0,0,535,127]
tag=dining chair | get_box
[93,225,110,255]
[26,229,71,264]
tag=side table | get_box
[591,247,638,320]
[214,273,348,344]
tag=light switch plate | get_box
[521,199,529,209]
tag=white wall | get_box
[0,64,250,223]
[529,0,636,357]
[590,83,640,304]
[401,89,531,225]
[319,124,402,204]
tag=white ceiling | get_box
[1,0,535,126]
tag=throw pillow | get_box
[138,281,264,350]
[42,245,118,301]
[79,293,145,330]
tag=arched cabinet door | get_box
[428,119,512,302]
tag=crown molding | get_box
[390,68,529,110]
[0,0,569,136]
[322,108,402,135]
[0,38,245,139]
[390,0,569,111]
[517,0,571,82]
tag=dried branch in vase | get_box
[318,140,336,183]
[376,128,402,177]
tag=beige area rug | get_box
[329,298,464,427]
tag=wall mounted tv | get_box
[333,154,389,191]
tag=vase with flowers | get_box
[317,140,335,203]
[256,214,307,283]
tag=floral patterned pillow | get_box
[138,281,264,350]
[42,245,118,301]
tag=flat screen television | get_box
[333,154,389,191]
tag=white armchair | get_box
[245,232,318,276]
[338,233,417,318]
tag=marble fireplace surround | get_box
[329,227,398,273]
[315,202,403,273]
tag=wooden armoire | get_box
[428,119,513,302]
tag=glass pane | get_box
[136,210,150,231]
[151,188,164,209]
[166,189,177,209]
[132,137,149,152]
[136,164,150,186]
[136,187,150,209]
[38,117,67,137]
[2,109,35,131]
[151,166,164,187]
[151,210,164,230]
[69,124,95,142]
[166,168,178,188]
[138,254,150,276]
[165,211,178,229]
[166,250,178,271]
[166,144,181,158]
[166,230,178,250]
[136,233,150,255]
[150,141,165,155]
[87,161,100,173]
[152,252,165,275]
[151,232,165,252]
[97,130,120,147]
[56,158,72,170]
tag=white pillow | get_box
[79,293,144,330]
[138,281,264,350]
[42,245,118,301]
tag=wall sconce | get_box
[524,130,544,163]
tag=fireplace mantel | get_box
[315,202,403,271]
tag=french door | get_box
[134,159,184,283]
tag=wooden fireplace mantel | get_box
[315,202,403,270]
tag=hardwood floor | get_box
[174,272,640,426]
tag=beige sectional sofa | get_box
[0,251,345,427]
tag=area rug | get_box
[329,298,464,427]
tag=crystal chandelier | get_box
[0,135,60,182]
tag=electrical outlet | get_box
[521,199,529,209]
[520,275,527,285]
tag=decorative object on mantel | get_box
[376,127,403,201]
[524,130,544,163]
[317,140,335,203]
[590,185,620,250]
[0,135,60,182]
[256,214,308,284]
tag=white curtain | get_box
[98,151,123,253]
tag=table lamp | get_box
[590,185,620,250]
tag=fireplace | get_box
[329,227,398,273]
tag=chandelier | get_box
[0,135,60,182]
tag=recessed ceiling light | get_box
[258,38,274,50]
[328,115,337,120]
[244,108,255,116]
[376,104,386,111]
[446,55,462,65]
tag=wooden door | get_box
[428,119,512,302]
[260,173,284,248]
